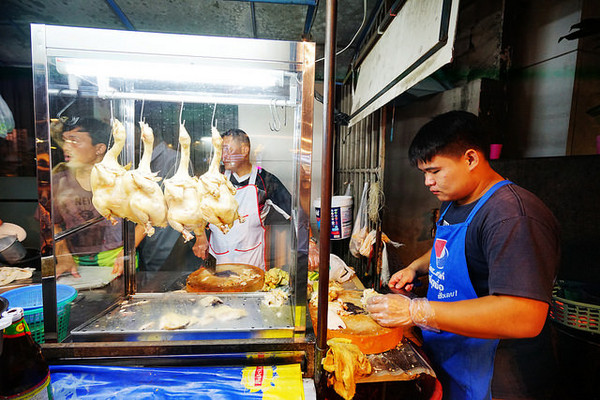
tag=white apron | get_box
[208,166,266,270]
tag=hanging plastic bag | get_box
[349,182,369,258]
[329,253,356,283]
[358,230,403,259]
[359,229,377,257]
[0,94,15,139]
[380,235,404,287]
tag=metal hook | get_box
[56,98,76,119]
[139,99,145,123]
[179,101,184,125]
[211,103,217,129]
[269,99,282,132]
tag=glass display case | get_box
[31,24,314,363]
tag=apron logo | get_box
[434,238,448,270]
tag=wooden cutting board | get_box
[309,289,403,354]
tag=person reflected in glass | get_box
[192,128,291,271]
[53,118,143,277]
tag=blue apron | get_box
[422,180,511,400]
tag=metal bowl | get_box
[0,235,27,265]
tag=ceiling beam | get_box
[227,0,317,5]
[104,0,135,30]
[250,2,258,38]
[303,4,319,38]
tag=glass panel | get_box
[35,25,313,342]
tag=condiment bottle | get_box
[0,308,53,399]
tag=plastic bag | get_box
[51,364,305,399]
[0,94,15,139]
[359,230,377,257]
[380,235,404,287]
[329,253,356,283]
[349,182,369,258]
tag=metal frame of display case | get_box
[32,24,315,374]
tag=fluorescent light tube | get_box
[56,57,284,88]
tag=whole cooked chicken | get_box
[90,119,131,224]
[122,122,168,236]
[163,123,206,242]
[197,126,245,234]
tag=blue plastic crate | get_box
[2,284,77,343]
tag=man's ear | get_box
[464,149,480,170]
[241,143,250,157]
[95,143,107,156]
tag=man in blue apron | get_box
[367,111,559,400]
[193,128,291,270]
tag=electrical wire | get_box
[315,0,367,63]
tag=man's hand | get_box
[366,294,413,327]
[55,254,80,278]
[112,250,124,276]
[193,233,209,259]
[367,294,439,331]
[389,266,418,292]
[308,239,319,271]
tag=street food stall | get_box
[27,23,317,392]
[0,22,440,400]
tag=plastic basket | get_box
[2,284,77,343]
[550,284,600,335]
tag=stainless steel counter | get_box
[40,271,316,377]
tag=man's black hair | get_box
[70,117,111,146]
[408,110,491,167]
[222,128,251,148]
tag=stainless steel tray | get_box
[70,292,295,342]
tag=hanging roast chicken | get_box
[91,120,243,241]
[196,126,245,234]
[90,119,131,224]
[163,123,207,242]
[122,121,168,236]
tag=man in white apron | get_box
[193,128,291,271]
[367,111,559,400]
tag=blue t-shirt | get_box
[440,183,560,398]
[440,183,559,303]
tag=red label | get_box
[3,318,31,339]
[434,239,447,258]
[254,366,264,386]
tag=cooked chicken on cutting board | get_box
[197,126,244,234]
[163,123,207,242]
[90,119,131,224]
[123,121,168,236]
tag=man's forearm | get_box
[430,295,549,339]
[409,249,432,276]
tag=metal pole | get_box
[32,24,58,343]
[315,0,337,393]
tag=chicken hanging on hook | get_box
[163,123,207,242]
[122,122,168,236]
[90,119,131,224]
[197,125,245,234]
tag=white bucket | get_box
[314,196,353,240]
